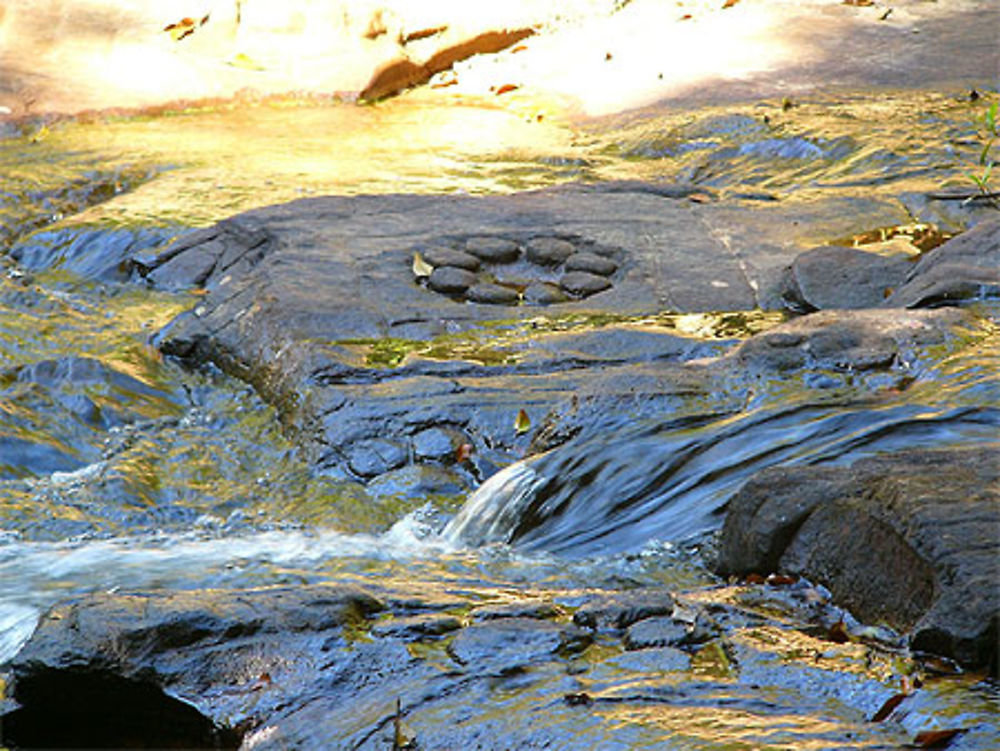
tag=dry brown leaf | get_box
[870,692,907,722]
[912,728,968,748]
[514,408,531,435]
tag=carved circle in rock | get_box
[412,234,621,305]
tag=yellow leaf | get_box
[514,408,531,435]
[412,252,433,278]
[29,125,49,144]
[227,53,266,71]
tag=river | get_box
[1,89,998,747]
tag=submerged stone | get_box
[525,236,576,266]
[466,282,520,305]
[564,251,618,277]
[428,265,478,293]
[560,270,612,296]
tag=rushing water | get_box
[1,90,998,747]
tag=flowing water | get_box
[1,89,998,747]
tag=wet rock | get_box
[780,245,911,312]
[10,226,177,282]
[715,445,1000,673]
[428,265,478,293]
[464,236,521,263]
[623,616,689,650]
[574,589,675,631]
[423,245,481,271]
[466,282,520,304]
[886,218,1000,308]
[471,600,564,621]
[560,270,612,297]
[447,617,591,672]
[522,281,567,305]
[345,438,408,478]
[564,251,618,277]
[370,613,462,639]
[525,236,576,266]
[3,585,383,748]
[411,426,461,462]
[732,308,966,373]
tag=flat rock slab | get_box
[715,445,1000,673]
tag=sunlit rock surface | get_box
[0,0,996,116]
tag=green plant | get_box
[967,100,998,198]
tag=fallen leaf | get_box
[400,26,448,45]
[722,0,740,7]
[765,573,798,586]
[514,408,531,435]
[431,78,458,89]
[227,53,266,71]
[511,44,528,53]
[29,125,49,144]
[164,13,209,42]
[412,251,433,278]
[250,672,272,691]
[912,729,968,748]
[495,84,519,96]
[827,619,851,644]
[871,692,907,722]
[455,443,473,463]
[679,13,693,20]
[744,572,766,585]
[688,192,713,203]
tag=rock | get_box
[780,245,911,312]
[464,236,521,263]
[411,426,460,462]
[564,251,618,277]
[732,307,965,373]
[423,246,481,271]
[560,270,612,297]
[522,281,568,305]
[370,613,463,639]
[345,438,408,478]
[360,28,535,102]
[427,265,478,293]
[2,585,382,748]
[447,618,591,672]
[623,616,689,650]
[471,600,564,621]
[466,282,520,304]
[886,218,1000,308]
[525,237,576,266]
[715,445,1000,673]
[573,589,675,631]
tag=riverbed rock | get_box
[715,445,1000,673]
[779,245,911,312]
[886,217,1000,308]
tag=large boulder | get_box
[715,445,1000,673]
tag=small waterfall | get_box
[444,400,1000,558]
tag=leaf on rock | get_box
[164,13,209,42]
[514,408,531,435]
[870,692,907,722]
[765,573,798,586]
[455,443,473,463]
[912,729,968,748]
[412,251,433,278]
[495,84,519,96]
[722,0,741,8]
[827,619,851,644]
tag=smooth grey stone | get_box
[565,252,618,276]
[525,237,576,266]
[464,236,520,262]
[560,271,612,297]
[428,266,478,293]
[466,282,520,305]
[423,246,481,271]
[523,282,568,305]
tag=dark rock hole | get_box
[1,670,240,750]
